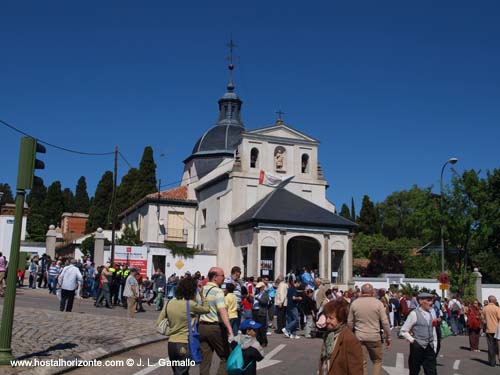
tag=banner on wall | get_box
[113,246,147,277]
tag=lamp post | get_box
[440,157,458,296]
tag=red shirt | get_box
[241,298,252,311]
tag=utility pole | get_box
[110,145,118,263]
[0,137,45,365]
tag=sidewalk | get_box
[0,291,166,375]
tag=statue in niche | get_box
[275,149,285,170]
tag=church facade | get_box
[120,64,356,288]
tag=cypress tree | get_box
[74,176,90,213]
[26,179,47,241]
[86,171,114,233]
[137,146,157,198]
[116,167,141,214]
[63,187,75,212]
[339,203,351,220]
[44,181,65,227]
[351,197,356,221]
[0,183,14,205]
[358,195,379,235]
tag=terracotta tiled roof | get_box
[353,258,370,268]
[146,186,188,201]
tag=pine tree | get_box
[351,197,356,221]
[26,179,47,241]
[63,188,75,212]
[339,204,351,220]
[358,195,379,235]
[86,171,114,233]
[74,176,90,213]
[116,167,141,214]
[137,146,157,198]
[0,183,15,205]
[44,181,65,227]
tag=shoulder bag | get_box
[186,300,203,363]
[156,300,171,336]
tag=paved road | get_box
[68,330,500,375]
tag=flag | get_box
[259,170,294,188]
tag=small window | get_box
[201,208,207,228]
[301,154,309,173]
[250,148,259,168]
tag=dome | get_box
[191,124,244,154]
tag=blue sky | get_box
[1,1,499,212]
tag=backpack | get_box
[451,301,461,313]
[226,343,251,374]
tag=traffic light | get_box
[17,137,46,190]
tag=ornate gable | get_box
[244,123,319,144]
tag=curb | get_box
[15,335,167,375]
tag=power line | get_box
[0,119,115,156]
[118,151,134,169]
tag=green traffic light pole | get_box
[0,189,25,365]
[0,137,44,365]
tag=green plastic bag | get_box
[441,321,452,339]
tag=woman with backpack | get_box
[467,299,483,352]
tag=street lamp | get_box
[440,157,458,281]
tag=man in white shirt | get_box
[400,292,438,375]
[57,259,83,312]
[122,268,139,318]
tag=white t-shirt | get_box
[123,275,138,298]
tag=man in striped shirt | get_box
[47,260,61,295]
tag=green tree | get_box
[377,186,440,242]
[116,168,141,214]
[86,171,114,233]
[339,204,351,220]
[74,176,90,213]
[358,195,379,235]
[351,197,356,221]
[137,146,157,198]
[44,181,65,227]
[63,187,75,212]
[0,183,14,205]
[26,178,47,241]
[117,225,141,245]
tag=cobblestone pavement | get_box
[0,288,166,375]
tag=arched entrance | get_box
[286,236,320,275]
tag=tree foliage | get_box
[26,178,47,241]
[117,167,141,214]
[137,146,157,198]
[86,171,114,233]
[74,176,90,213]
[63,188,75,212]
[339,204,351,220]
[358,195,379,235]
[44,181,65,227]
[117,225,141,246]
[0,183,14,205]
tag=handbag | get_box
[156,300,171,336]
[441,321,453,339]
[186,300,203,364]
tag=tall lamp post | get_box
[440,157,458,296]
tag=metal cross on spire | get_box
[225,38,237,91]
[275,109,285,124]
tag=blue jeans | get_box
[48,276,56,294]
[285,306,299,335]
[450,313,459,335]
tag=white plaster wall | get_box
[481,286,500,302]
[1,215,27,261]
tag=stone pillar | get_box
[278,230,286,278]
[45,225,57,259]
[473,268,482,302]
[347,233,355,290]
[94,228,105,266]
[321,234,329,280]
[248,229,259,277]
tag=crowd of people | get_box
[7,256,500,374]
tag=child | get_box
[240,291,253,320]
[225,282,239,335]
[231,319,265,375]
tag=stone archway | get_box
[286,236,320,275]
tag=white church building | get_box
[120,63,356,289]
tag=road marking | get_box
[382,352,407,375]
[132,358,168,375]
[257,344,286,370]
[453,359,460,370]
